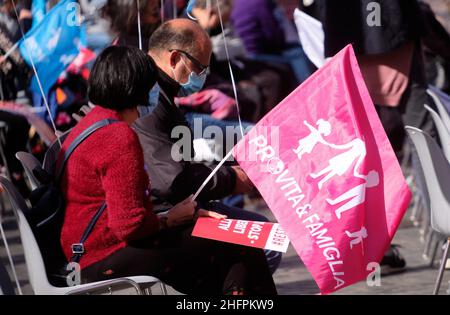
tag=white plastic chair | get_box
[406,126,450,295]
[15,152,42,190]
[0,176,166,295]
[427,88,450,133]
[424,105,450,162]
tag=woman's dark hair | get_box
[88,46,157,110]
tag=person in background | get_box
[60,46,277,295]
[190,0,297,122]
[299,0,438,275]
[0,0,32,41]
[419,1,450,94]
[101,0,161,48]
[0,0,32,196]
[79,0,115,53]
[231,0,314,84]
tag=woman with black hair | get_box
[59,46,277,295]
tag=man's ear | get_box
[169,50,181,69]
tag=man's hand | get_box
[232,166,253,194]
[196,209,227,220]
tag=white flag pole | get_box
[161,0,165,23]
[137,0,143,50]
[192,0,248,199]
[193,149,234,200]
[1,42,19,60]
[215,0,244,138]
[172,0,177,19]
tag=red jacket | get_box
[59,106,159,269]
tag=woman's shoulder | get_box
[63,106,137,150]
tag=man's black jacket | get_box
[133,67,237,206]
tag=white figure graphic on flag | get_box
[47,27,62,51]
[310,138,366,189]
[326,170,380,219]
[293,119,332,160]
[345,227,368,250]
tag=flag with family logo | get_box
[232,45,411,294]
[31,0,46,27]
[19,0,85,95]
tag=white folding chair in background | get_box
[427,87,450,133]
[424,104,450,270]
[406,126,450,295]
[424,104,450,162]
[0,176,168,295]
[15,152,42,191]
[0,121,11,220]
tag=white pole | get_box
[215,0,244,138]
[193,149,234,200]
[137,0,143,50]
[1,42,19,61]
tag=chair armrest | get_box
[65,278,143,295]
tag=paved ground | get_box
[1,193,450,296]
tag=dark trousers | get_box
[208,201,283,274]
[81,224,277,295]
[0,110,30,174]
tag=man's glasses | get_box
[169,49,209,75]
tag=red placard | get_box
[192,218,290,253]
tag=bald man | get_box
[133,19,253,207]
[133,19,282,274]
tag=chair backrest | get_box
[424,104,450,163]
[42,131,69,174]
[15,152,42,190]
[427,87,450,134]
[0,176,54,294]
[406,127,450,236]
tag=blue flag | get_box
[31,0,46,27]
[19,0,85,95]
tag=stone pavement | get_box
[1,195,450,295]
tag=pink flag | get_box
[232,45,411,294]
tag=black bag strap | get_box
[70,203,107,263]
[55,119,118,183]
[53,118,118,264]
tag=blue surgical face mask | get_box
[174,59,207,96]
[179,71,207,96]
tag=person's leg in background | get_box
[400,42,436,138]
[375,105,405,160]
[0,110,30,196]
